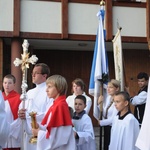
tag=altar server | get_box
[18,63,53,150]
[72,95,96,150]
[135,78,150,150]
[66,78,92,114]
[0,91,10,150]
[109,91,139,150]
[2,74,21,150]
[32,75,76,150]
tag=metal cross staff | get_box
[14,39,38,105]
[13,39,38,150]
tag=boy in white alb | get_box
[72,95,96,150]
[2,74,21,150]
[32,75,76,150]
[109,91,139,150]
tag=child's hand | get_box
[31,122,39,129]
[98,120,101,126]
[98,95,104,105]
[32,128,40,137]
[74,131,77,138]
[18,109,26,119]
[74,131,79,139]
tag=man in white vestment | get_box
[17,63,53,150]
[0,91,10,150]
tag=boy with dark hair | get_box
[66,78,92,114]
[2,74,21,150]
[109,91,139,150]
[72,95,96,150]
[130,72,149,125]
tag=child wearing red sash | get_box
[32,75,75,150]
[2,74,21,150]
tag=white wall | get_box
[0,0,147,38]
[20,0,61,33]
[0,0,13,31]
[113,6,146,37]
[68,3,100,35]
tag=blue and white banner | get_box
[89,7,109,120]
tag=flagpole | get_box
[99,82,103,118]
[88,0,109,149]
[99,0,106,118]
[99,80,103,150]
[99,1,105,150]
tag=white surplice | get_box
[66,92,92,114]
[109,113,139,150]
[36,105,76,150]
[99,95,118,126]
[72,114,96,150]
[37,125,75,150]
[135,78,150,150]
[0,91,10,149]
[10,82,53,150]
[3,101,21,148]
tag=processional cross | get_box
[13,39,38,150]
[14,39,38,107]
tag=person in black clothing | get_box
[127,72,149,126]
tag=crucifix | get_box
[13,39,38,150]
[14,39,38,107]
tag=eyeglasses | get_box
[31,72,43,76]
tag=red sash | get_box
[3,90,21,120]
[41,95,72,138]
